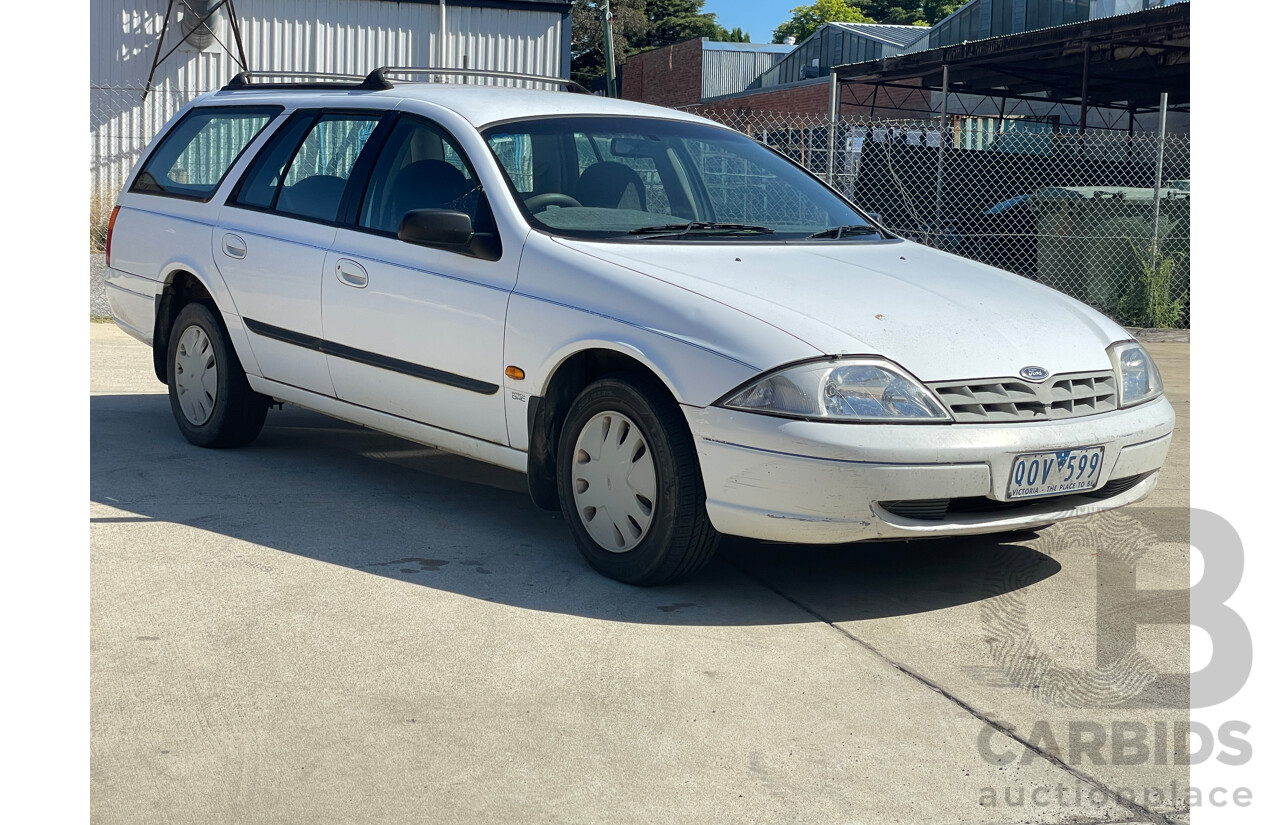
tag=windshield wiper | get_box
[805,224,882,240]
[628,221,775,238]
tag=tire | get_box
[556,376,719,585]
[166,301,269,448]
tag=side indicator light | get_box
[505,366,525,380]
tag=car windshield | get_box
[481,115,878,241]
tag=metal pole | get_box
[826,71,838,185]
[1127,107,1135,165]
[1150,92,1169,257]
[225,0,249,72]
[935,64,948,233]
[1078,38,1090,135]
[602,0,618,98]
[439,0,448,73]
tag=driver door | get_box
[321,114,517,446]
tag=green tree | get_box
[571,0,748,89]
[862,2,925,25]
[922,1,965,24]
[632,0,736,51]
[570,0,648,89]
[863,1,966,25]
[773,0,873,44]
[770,0,964,43]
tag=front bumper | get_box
[683,397,1175,544]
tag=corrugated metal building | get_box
[876,0,1190,131]
[923,0,1091,51]
[91,0,572,207]
[753,23,929,89]
[700,42,795,99]
[619,38,794,108]
[912,0,1189,53]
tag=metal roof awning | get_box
[834,2,1189,115]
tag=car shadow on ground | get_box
[91,395,1062,627]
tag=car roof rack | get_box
[222,70,382,90]
[221,67,590,95]
[367,66,590,94]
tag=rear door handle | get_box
[336,258,369,288]
[222,233,247,259]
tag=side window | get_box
[231,113,314,209]
[132,106,279,200]
[358,117,486,235]
[232,112,380,223]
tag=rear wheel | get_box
[166,302,268,448]
[557,376,719,585]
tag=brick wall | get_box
[620,41,936,121]
[620,39,704,108]
[697,79,928,119]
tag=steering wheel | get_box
[526,193,582,212]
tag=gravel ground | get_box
[90,253,109,318]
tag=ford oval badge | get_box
[1019,366,1050,382]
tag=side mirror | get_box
[398,209,473,249]
[865,212,883,224]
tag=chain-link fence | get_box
[91,84,207,250]
[688,108,1190,328]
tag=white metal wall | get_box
[701,49,790,100]
[91,0,568,207]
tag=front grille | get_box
[878,473,1151,522]
[928,370,1118,423]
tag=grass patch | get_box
[1114,243,1189,329]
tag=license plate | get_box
[1006,446,1105,499]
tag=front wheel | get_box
[166,302,268,448]
[556,376,719,585]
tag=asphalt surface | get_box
[91,324,1192,824]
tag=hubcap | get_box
[571,411,658,553]
[174,324,219,426]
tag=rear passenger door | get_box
[321,114,517,446]
[216,109,385,396]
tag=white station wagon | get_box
[105,69,1175,584]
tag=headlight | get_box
[1108,340,1163,407]
[719,358,951,422]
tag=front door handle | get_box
[222,233,247,259]
[336,258,369,288]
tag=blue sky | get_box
[701,1,796,43]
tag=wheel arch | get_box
[152,269,217,384]
[525,345,686,512]
[151,264,256,385]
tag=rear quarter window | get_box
[131,106,280,201]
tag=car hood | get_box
[555,238,1127,382]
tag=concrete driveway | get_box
[91,323,1191,824]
